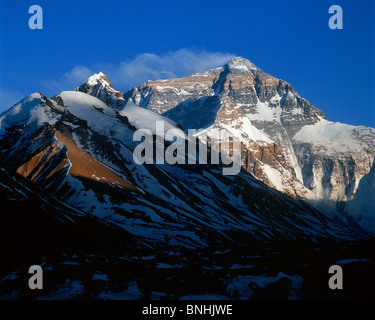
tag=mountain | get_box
[75,72,126,109]
[0,89,363,249]
[2,160,374,300]
[122,57,375,232]
[0,57,374,299]
[0,163,146,278]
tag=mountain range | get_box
[79,57,375,231]
[0,57,374,299]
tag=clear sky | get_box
[0,0,374,127]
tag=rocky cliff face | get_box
[120,57,375,231]
[1,56,373,233]
[123,67,222,114]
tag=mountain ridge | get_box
[0,56,374,238]
[0,83,366,246]
[1,58,374,300]
[75,56,375,232]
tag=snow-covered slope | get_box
[293,119,370,154]
[0,88,364,250]
[292,119,375,230]
[119,101,185,137]
[119,57,375,231]
[0,93,57,134]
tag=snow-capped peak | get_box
[75,72,125,109]
[85,72,114,88]
[225,56,261,74]
[0,92,45,134]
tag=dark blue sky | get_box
[0,0,374,127]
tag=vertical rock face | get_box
[124,57,328,176]
[112,57,375,230]
[123,68,222,114]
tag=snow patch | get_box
[293,119,366,154]
[262,164,283,191]
[120,101,186,138]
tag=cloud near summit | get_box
[43,49,236,95]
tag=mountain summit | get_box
[225,56,262,74]
[75,72,125,109]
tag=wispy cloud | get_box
[42,65,94,95]
[43,49,236,94]
[109,49,236,89]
